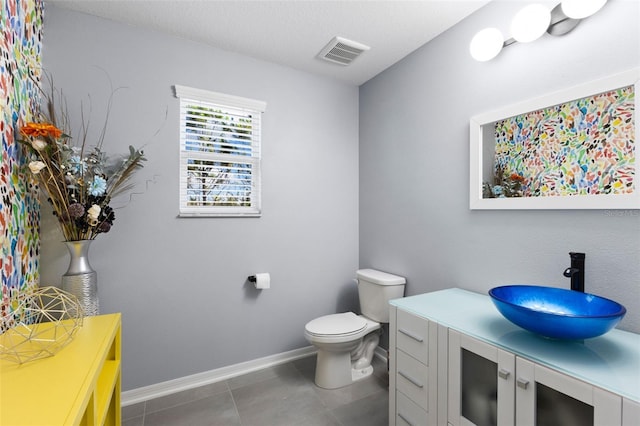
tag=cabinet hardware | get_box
[498,369,511,380]
[398,328,424,342]
[398,371,424,388]
[398,412,415,426]
[517,377,530,389]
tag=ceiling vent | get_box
[318,36,370,66]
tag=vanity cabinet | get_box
[389,289,640,426]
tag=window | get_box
[175,85,266,217]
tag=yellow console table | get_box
[1,313,121,426]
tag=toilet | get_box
[304,268,406,389]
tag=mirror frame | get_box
[470,68,640,210]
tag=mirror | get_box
[470,68,639,210]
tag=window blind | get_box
[175,85,266,217]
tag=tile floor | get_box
[122,354,389,426]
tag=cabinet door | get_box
[515,357,622,426]
[448,330,515,426]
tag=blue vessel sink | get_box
[489,285,626,340]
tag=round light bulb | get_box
[511,4,551,43]
[561,0,607,19]
[469,28,504,62]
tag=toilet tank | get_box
[356,269,406,323]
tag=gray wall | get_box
[42,5,360,391]
[40,0,640,392]
[360,0,640,334]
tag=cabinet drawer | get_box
[397,308,429,364]
[397,349,428,408]
[397,390,428,426]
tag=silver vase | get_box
[61,240,99,316]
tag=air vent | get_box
[318,36,370,66]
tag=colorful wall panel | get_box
[493,85,635,198]
[1,0,42,331]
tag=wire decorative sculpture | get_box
[0,286,84,364]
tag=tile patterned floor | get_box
[122,355,389,426]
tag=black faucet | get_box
[563,252,585,292]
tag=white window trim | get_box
[175,85,266,217]
[175,85,267,113]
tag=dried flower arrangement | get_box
[483,165,525,198]
[18,78,146,241]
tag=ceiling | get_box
[46,0,490,86]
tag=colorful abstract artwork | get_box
[1,0,43,332]
[491,85,635,198]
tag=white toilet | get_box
[304,269,406,389]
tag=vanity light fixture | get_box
[510,4,551,43]
[470,0,608,61]
[561,0,607,19]
[469,27,504,62]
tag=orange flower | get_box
[510,173,524,182]
[21,122,63,139]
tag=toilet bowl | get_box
[304,269,406,389]
[304,312,381,389]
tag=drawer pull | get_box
[498,369,511,380]
[517,377,530,390]
[398,412,415,426]
[398,328,424,343]
[398,371,424,388]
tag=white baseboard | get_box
[122,344,389,406]
[122,346,316,406]
[374,345,388,364]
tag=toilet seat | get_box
[305,312,367,337]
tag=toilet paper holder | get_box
[247,273,270,289]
